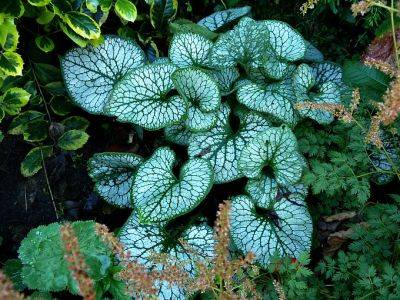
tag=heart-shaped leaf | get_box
[239,125,304,187]
[236,79,297,125]
[172,67,220,131]
[106,63,187,130]
[119,214,215,299]
[230,194,312,267]
[61,35,146,115]
[209,17,268,69]
[164,122,192,146]
[132,147,214,223]
[88,152,143,208]
[197,6,252,32]
[293,63,342,124]
[188,103,270,184]
[169,32,213,68]
[207,67,240,96]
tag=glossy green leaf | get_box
[88,152,143,208]
[169,32,213,68]
[115,0,137,23]
[230,194,312,267]
[119,214,215,299]
[210,17,268,68]
[172,67,220,131]
[0,87,30,115]
[237,79,297,125]
[0,51,24,76]
[57,129,89,151]
[132,147,214,223]
[0,131,4,142]
[35,36,55,53]
[18,221,111,292]
[169,19,219,41]
[107,63,187,130]
[197,6,252,32]
[303,41,324,62]
[188,103,270,184]
[150,0,178,29]
[293,63,342,124]
[61,35,146,115]
[21,146,53,177]
[36,9,55,24]
[239,125,304,186]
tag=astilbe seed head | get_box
[299,0,319,15]
[0,271,25,300]
[60,223,96,300]
[351,0,374,16]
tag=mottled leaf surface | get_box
[61,35,145,114]
[106,63,187,130]
[188,104,270,184]
[119,214,215,299]
[197,6,251,32]
[237,80,297,125]
[230,195,312,267]
[132,147,214,222]
[239,125,304,186]
[169,33,213,68]
[172,67,220,131]
[88,152,143,208]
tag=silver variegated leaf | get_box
[132,147,214,223]
[61,35,146,115]
[207,67,240,95]
[259,20,306,80]
[239,125,304,186]
[230,194,313,267]
[197,6,252,32]
[169,32,213,68]
[172,67,221,131]
[293,63,342,125]
[119,214,215,299]
[303,41,324,62]
[188,103,270,184]
[210,17,269,68]
[88,152,143,208]
[236,79,297,125]
[370,137,399,185]
[164,122,192,146]
[106,63,187,130]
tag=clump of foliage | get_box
[55,7,351,298]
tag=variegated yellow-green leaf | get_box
[0,87,30,115]
[0,18,19,51]
[57,129,89,151]
[59,21,89,47]
[28,0,51,7]
[21,146,53,177]
[0,51,24,76]
[35,36,55,53]
[61,116,90,131]
[22,119,49,142]
[0,0,24,18]
[8,111,45,135]
[36,9,55,25]
[115,0,137,23]
[150,0,178,29]
[64,12,101,40]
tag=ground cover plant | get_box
[0,0,400,299]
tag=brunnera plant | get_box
[55,8,348,299]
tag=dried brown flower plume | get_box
[0,271,25,300]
